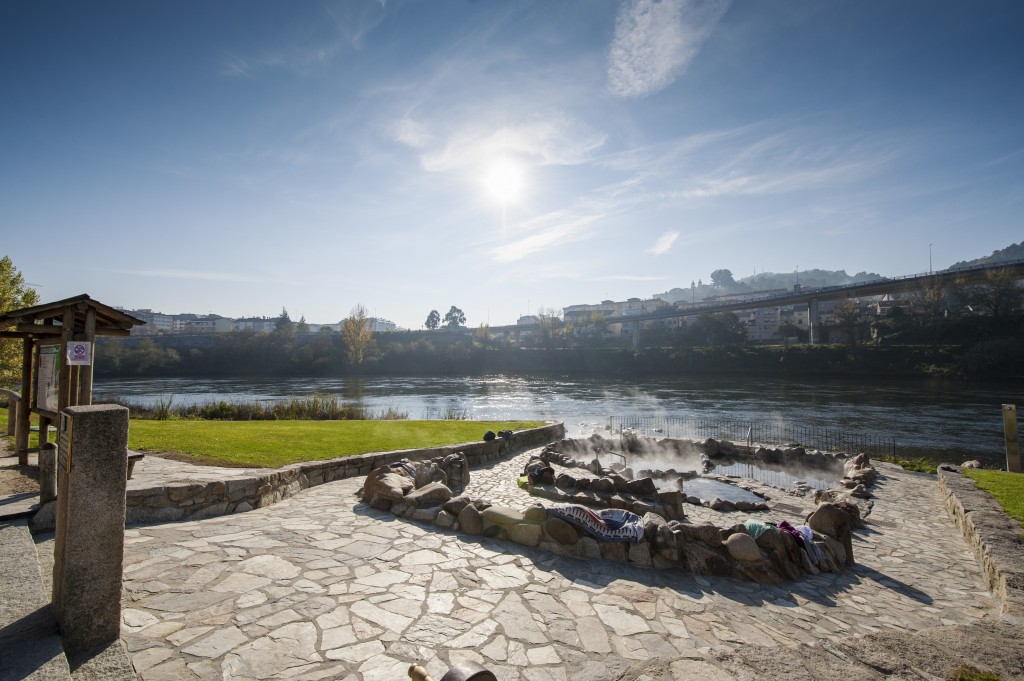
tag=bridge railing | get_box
[608,415,897,458]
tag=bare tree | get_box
[341,304,374,366]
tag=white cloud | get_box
[648,231,679,255]
[607,0,732,99]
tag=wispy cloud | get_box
[490,212,603,263]
[588,274,670,282]
[103,268,264,283]
[220,1,387,78]
[607,0,732,98]
[648,230,679,255]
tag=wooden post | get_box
[79,308,96,405]
[58,307,74,414]
[1005,404,1021,474]
[16,338,33,465]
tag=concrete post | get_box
[52,404,129,654]
[807,299,820,345]
[38,442,57,504]
[1004,404,1021,474]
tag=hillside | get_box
[655,268,882,304]
[950,241,1024,269]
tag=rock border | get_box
[938,465,1024,618]
[32,423,564,529]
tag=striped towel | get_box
[548,505,645,544]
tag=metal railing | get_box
[609,415,897,458]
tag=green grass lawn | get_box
[126,419,544,467]
[963,468,1024,527]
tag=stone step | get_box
[0,518,71,680]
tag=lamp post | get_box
[929,243,933,275]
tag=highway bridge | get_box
[583,258,1024,345]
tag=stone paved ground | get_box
[119,450,998,681]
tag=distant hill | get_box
[655,268,882,304]
[950,241,1023,269]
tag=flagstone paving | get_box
[119,450,998,680]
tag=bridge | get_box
[585,258,1024,345]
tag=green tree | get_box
[710,269,735,288]
[341,304,374,366]
[425,309,440,330]
[971,269,1023,320]
[274,307,294,333]
[0,256,41,389]
[831,300,863,345]
[443,306,466,328]
[296,315,309,334]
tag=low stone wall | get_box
[123,422,564,524]
[938,466,1024,618]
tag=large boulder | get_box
[404,481,453,507]
[725,533,762,562]
[806,502,856,565]
[373,472,414,502]
[458,504,483,536]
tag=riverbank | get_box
[96,334,1024,381]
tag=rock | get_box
[414,461,447,489]
[404,482,453,507]
[412,506,441,523]
[735,559,785,585]
[725,533,762,562]
[458,504,483,536]
[610,474,630,492]
[820,534,847,567]
[806,503,856,566]
[631,501,655,516]
[524,504,548,522]
[592,478,615,493]
[481,505,526,528]
[683,541,734,577]
[578,537,601,559]
[676,523,723,548]
[373,472,413,502]
[544,517,579,545]
[391,502,409,516]
[626,477,658,496]
[628,542,652,567]
[642,512,667,537]
[600,541,628,562]
[962,460,982,469]
[368,497,392,512]
[510,523,543,547]
[435,510,456,529]
[442,495,471,516]
[555,473,577,489]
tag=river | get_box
[93,375,1021,467]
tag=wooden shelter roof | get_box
[0,294,146,339]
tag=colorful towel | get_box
[548,505,645,544]
[743,520,772,540]
[796,524,827,567]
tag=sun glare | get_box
[482,158,526,205]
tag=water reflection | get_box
[94,374,1016,464]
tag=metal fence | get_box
[608,416,897,458]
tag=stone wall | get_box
[939,466,1024,618]
[124,422,564,524]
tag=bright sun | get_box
[482,158,526,205]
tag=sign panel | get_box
[37,344,61,412]
[67,341,92,366]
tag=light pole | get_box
[929,243,933,275]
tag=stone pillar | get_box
[1004,404,1021,474]
[807,299,820,345]
[52,404,129,654]
[39,442,57,504]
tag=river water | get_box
[93,375,1021,467]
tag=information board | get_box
[37,344,61,412]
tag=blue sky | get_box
[2,1,1022,329]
